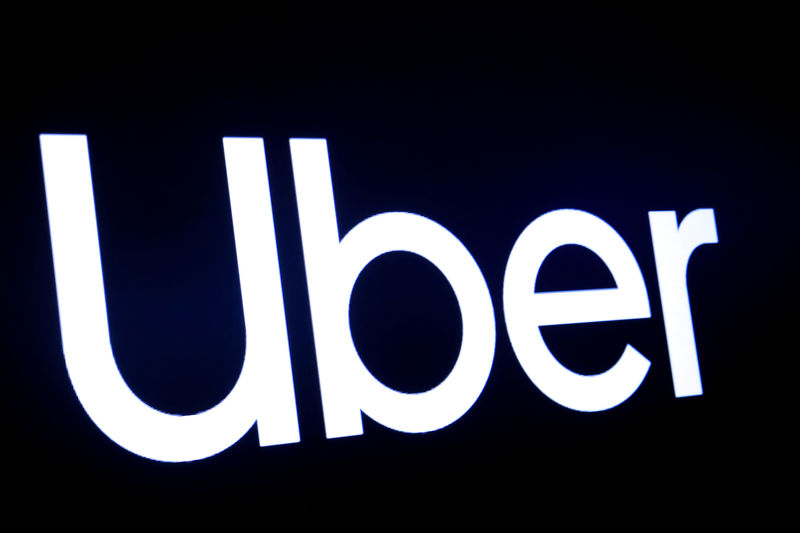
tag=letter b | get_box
[290,139,496,438]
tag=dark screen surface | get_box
[1,2,794,524]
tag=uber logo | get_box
[39,134,718,462]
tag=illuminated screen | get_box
[2,4,792,523]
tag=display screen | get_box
[2,4,792,522]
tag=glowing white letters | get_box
[649,209,718,397]
[39,133,718,462]
[291,139,495,438]
[504,209,652,412]
[40,135,299,462]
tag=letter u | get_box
[39,135,299,462]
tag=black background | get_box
[1,2,795,525]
